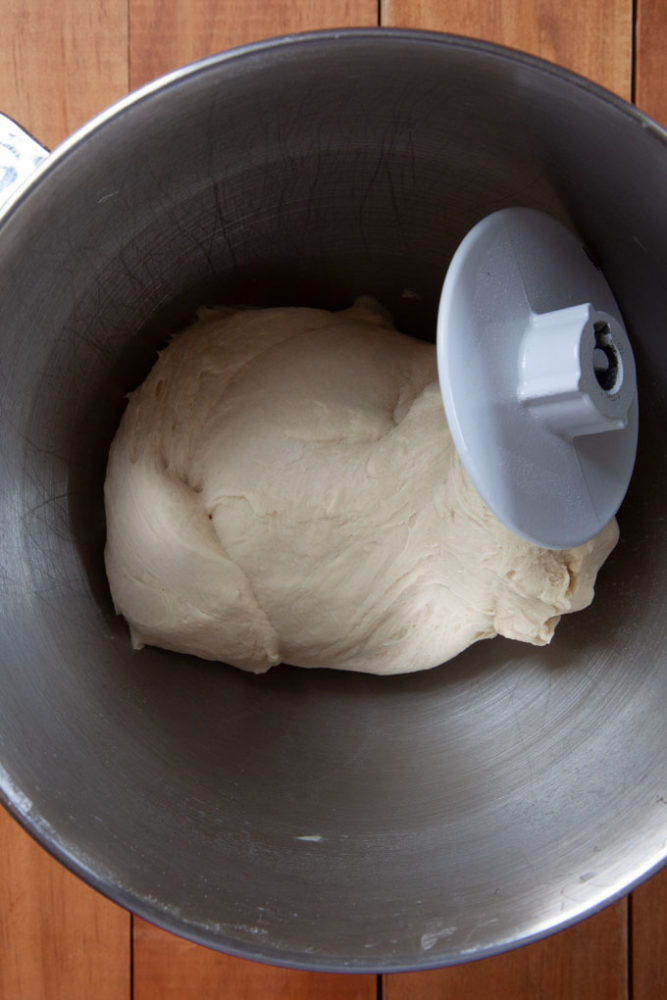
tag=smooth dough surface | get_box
[104,298,618,675]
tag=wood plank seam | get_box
[627,893,634,1000]
[631,0,638,103]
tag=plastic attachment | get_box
[437,208,638,550]
[0,113,48,211]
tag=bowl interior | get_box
[0,32,666,971]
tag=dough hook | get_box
[437,207,638,550]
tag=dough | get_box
[104,298,618,675]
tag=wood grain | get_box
[0,808,130,1000]
[129,0,378,89]
[0,0,128,150]
[133,917,376,1000]
[384,902,627,1000]
[631,866,667,1000]
[382,0,632,98]
[630,5,667,982]
[380,0,634,997]
[635,0,667,125]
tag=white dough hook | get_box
[437,208,638,550]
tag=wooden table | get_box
[1,1,666,997]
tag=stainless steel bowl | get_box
[1,29,666,973]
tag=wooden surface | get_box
[384,0,633,96]
[133,917,376,1000]
[1,0,666,997]
[0,808,129,1000]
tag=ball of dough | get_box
[104,298,618,674]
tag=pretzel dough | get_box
[104,298,618,674]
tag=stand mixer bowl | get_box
[0,29,666,972]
